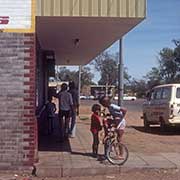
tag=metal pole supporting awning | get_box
[118,38,124,106]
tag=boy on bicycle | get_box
[99,96,127,144]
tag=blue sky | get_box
[108,0,180,80]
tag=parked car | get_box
[123,94,136,101]
[142,83,180,131]
[113,94,136,101]
[80,95,87,100]
[113,96,118,100]
[80,95,95,100]
[87,95,95,100]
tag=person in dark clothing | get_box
[46,96,56,135]
[90,104,102,158]
[68,81,79,137]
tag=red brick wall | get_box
[0,33,37,169]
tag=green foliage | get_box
[55,66,95,88]
[55,67,77,82]
[144,39,180,85]
[144,67,162,88]
[92,52,131,86]
[81,66,95,86]
[126,78,147,98]
[158,48,178,83]
[173,39,180,63]
[125,39,180,97]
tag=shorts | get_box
[116,118,126,130]
[59,110,71,119]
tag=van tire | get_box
[144,115,150,130]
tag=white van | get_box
[142,84,180,130]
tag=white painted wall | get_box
[0,0,32,30]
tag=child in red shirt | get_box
[90,104,102,158]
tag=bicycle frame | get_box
[102,115,129,165]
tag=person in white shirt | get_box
[68,81,79,138]
[56,83,73,141]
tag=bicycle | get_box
[101,112,129,165]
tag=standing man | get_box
[68,81,79,138]
[56,83,73,141]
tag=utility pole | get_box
[78,65,82,105]
[118,38,124,106]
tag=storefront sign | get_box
[0,0,35,32]
[0,16,9,25]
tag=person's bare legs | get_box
[117,129,124,159]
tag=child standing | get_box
[90,104,102,158]
[46,96,57,135]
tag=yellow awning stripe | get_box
[36,0,146,18]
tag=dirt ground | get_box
[79,100,180,154]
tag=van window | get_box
[161,87,171,99]
[176,88,180,98]
[153,88,162,99]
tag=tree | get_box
[173,39,180,81]
[144,67,162,89]
[158,48,178,83]
[128,78,147,98]
[92,52,131,86]
[124,39,180,98]
[81,66,95,86]
[55,66,95,88]
[143,39,180,86]
[92,52,117,85]
[173,39,180,63]
[55,67,77,82]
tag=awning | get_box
[36,0,146,65]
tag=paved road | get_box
[122,99,145,112]
[80,99,145,111]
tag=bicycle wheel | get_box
[106,141,129,165]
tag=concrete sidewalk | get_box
[34,118,180,178]
[0,117,180,179]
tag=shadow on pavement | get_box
[71,151,107,163]
[38,113,72,152]
[132,125,180,136]
[71,151,93,157]
[38,134,72,152]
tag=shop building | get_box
[0,0,146,169]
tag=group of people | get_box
[46,81,79,141]
[90,96,127,159]
[46,84,127,159]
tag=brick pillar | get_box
[23,33,38,166]
[0,33,37,169]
